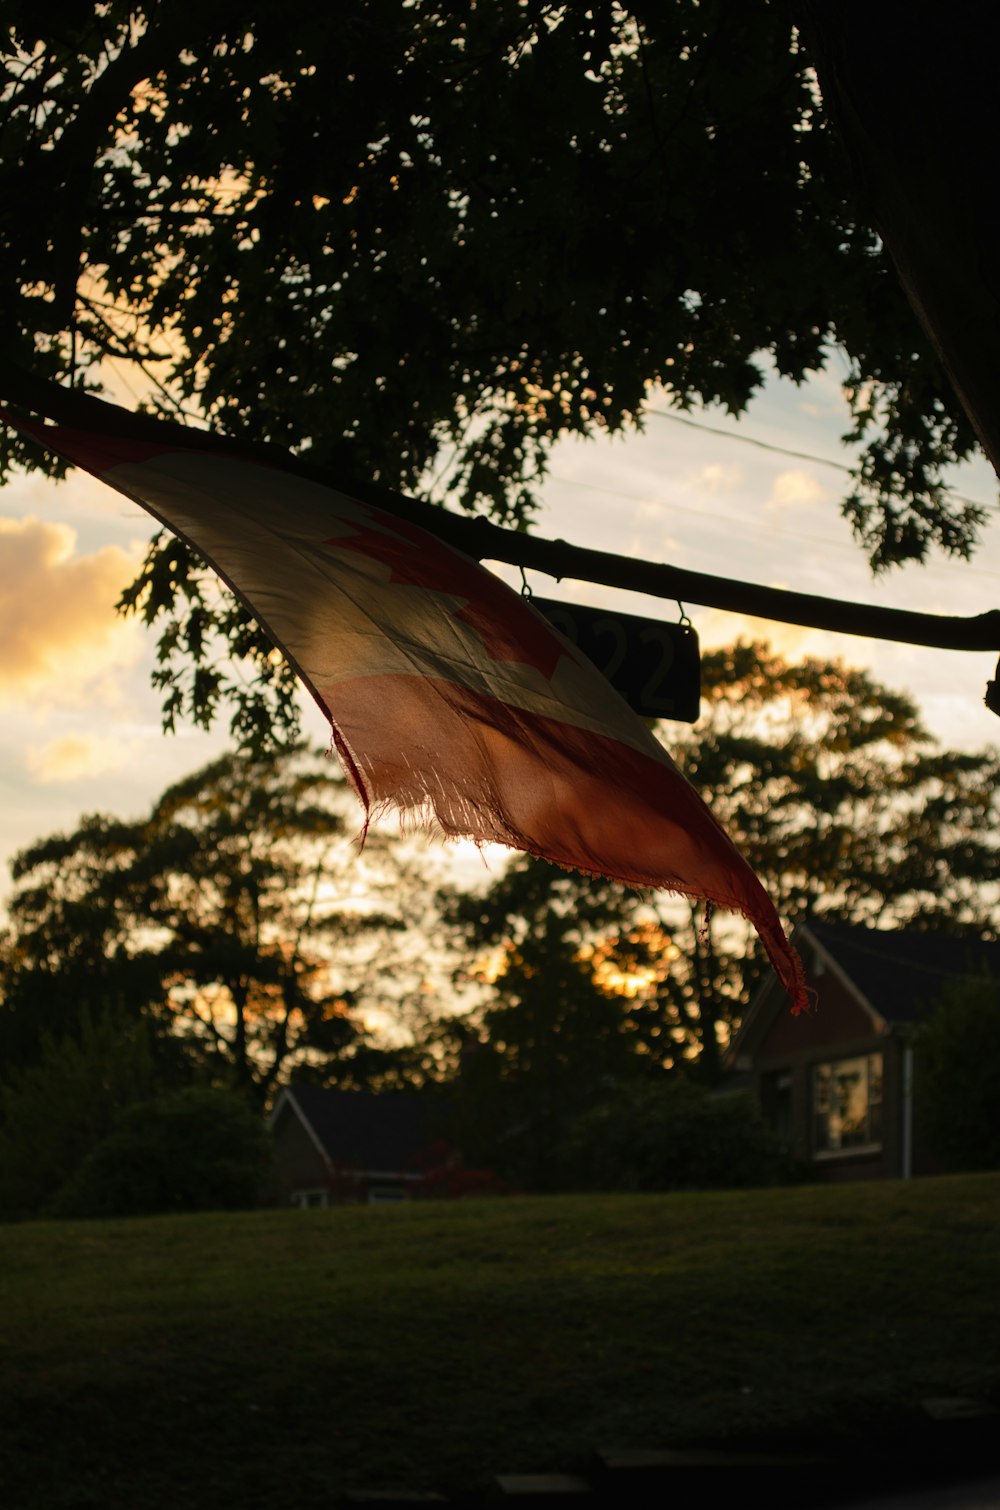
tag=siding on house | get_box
[750,950,900,1178]
[730,921,999,1182]
[270,1099,330,1190]
[757,967,877,1059]
[756,1038,906,1182]
[267,1087,448,1206]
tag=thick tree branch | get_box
[3,360,999,655]
[10,7,246,325]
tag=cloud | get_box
[3,466,152,525]
[25,732,136,784]
[0,516,144,704]
[765,469,829,513]
[686,462,743,495]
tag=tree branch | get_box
[12,10,243,326]
[3,359,999,654]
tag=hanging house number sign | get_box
[534,598,702,723]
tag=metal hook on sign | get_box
[519,565,534,601]
[676,600,692,628]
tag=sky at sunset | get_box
[2,361,998,902]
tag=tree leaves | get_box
[118,529,303,745]
[1,3,993,740]
[448,642,1000,1091]
[1,744,433,1099]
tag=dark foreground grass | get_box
[1,1174,999,1507]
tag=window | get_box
[293,1189,329,1209]
[812,1053,883,1156]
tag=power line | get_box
[545,470,1000,586]
[6,361,1000,657]
[640,403,995,514]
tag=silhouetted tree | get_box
[0,1002,161,1218]
[449,645,999,1110]
[1,5,988,740]
[1,745,436,1099]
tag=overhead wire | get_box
[544,470,1000,586]
[640,402,995,514]
[5,356,998,654]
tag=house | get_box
[268,1086,446,1207]
[727,921,1000,1182]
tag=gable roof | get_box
[728,920,1000,1069]
[804,922,1000,1026]
[270,1087,439,1175]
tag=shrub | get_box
[560,1076,797,1192]
[0,1004,159,1220]
[51,1085,272,1218]
[914,971,1000,1172]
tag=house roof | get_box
[804,922,1000,1026]
[271,1086,440,1174]
[727,920,1000,1069]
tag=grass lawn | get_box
[1,1173,998,1507]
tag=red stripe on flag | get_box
[12,419,184,472]
[329,515,563,679]
[319,673,808,1012]
[4,408,810,1014]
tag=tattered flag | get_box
[12,408,808,1011]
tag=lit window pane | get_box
[812,1053,884,1155]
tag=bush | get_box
[914,971,1000,1172]
[51,1086,272,1218]
[560,1076,797,1192]
[0,1004,160,1220]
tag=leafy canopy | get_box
[0,1001,161,1219]
[51,1084,273,1219]
[0,3,990,741]
[914,971,1000,1173]
[2,744,437,1100]
[448,642,1000,1106]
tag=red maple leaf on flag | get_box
[2,407,810,1017]
[328,511,562,681]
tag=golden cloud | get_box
[687,462,744,495]
[25,732,134,784]
[765,468,829,512]
[0,516,144,703]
